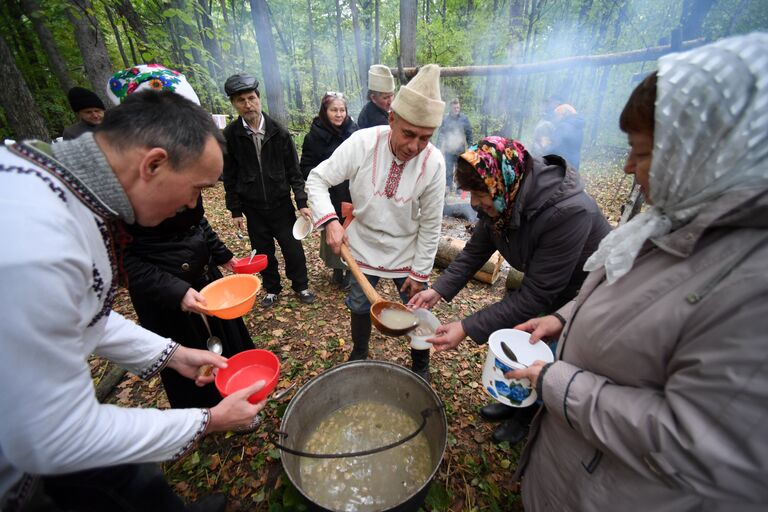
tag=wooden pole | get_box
[391,39,705,78]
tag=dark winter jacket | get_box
[299,117,358,217]
[222,113,307,216]
[432,155,610,343]
[437,113,473,155]
[549,114,585,170]
[122,196,233,308]
[62,120,96,141]
[356,101,389,129]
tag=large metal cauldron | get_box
[279,361,447,512]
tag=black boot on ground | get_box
[480,402,518,422]
[411,348,431,382]
[348,312,371,361]
[331,268,344,286]
[490,405,538,445]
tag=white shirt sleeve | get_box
[410,150,446,281]
[0,197,205,477]
[305,132,364,227]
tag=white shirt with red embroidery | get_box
[306,125,445,282]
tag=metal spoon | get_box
[272,382,296,401]
[198,313,223,377]
[501,341,528,368]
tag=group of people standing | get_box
[2,32,768,512]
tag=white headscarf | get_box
[585,32,768,284]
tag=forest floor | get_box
[99,148,632,511]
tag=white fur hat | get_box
[368,64,395,93]
[390,64,444,128]
[107,64,200,105]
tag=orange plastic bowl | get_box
[233,254,268,274]
[215,349,280,404]
[198,274,261,319]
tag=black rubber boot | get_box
[411,348,431,382]
[331,268,344,286]
[349,312,371,361]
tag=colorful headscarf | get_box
[106,64,200,105]
[460,136,528,231]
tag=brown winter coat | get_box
[516,188,768,511]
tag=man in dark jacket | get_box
[549,103,585,170]
[356,64,395,129]
[437,98,473,192]
[410,142,610,444]
[222,73,315,307]
[61,86,105,140]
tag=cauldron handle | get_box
[270,406,442,459]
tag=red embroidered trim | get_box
[384,160,405,198]
[356,260,412,274]
[314,213,338,228]
[409,270,430,281]
[371,127,381,186]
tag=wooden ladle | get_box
[339,244,419,337]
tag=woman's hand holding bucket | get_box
[206,380,268,434]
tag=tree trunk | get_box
[399,0,417,68]
[18,0,75,92]
[67,0,114,108]
[374,0,380,62]
[0,33,49,140]
[249,0,288,126]
[115,0,156,63]
[680,0,716,39]
[434,237,504,285]
[333,0,346,91]
[349,0,367,102]
[196,0,224,81]
[170,0,204,71]
[306,0,318,106]
[267,2,303,112]
[121,19,139,64]
[105,5,129,67]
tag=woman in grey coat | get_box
[510,33,768,510]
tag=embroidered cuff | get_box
[409,270,430,282]
[138,341,179,380]
[315,213,338,229]
[171,408,210,460]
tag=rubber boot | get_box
[331,268,344,286]
[349,312,371,361]
[411,348,431,382]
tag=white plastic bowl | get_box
[292,215,313,240]
[407,308,441,350]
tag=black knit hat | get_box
[67,86,105,112]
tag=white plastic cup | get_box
[292,215,313,240]
[408,308,441,350]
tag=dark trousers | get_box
[17,463,187,512]
[444,152,459,190]
[243,201,309,294]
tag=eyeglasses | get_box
[325,91,344,98]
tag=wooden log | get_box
[391,39,705,78]
[95,364,127,403]
[505,267,525,290]
[434,237,503,284]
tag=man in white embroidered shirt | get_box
[306,64,446,382]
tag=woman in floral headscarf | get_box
[409,136,610,445]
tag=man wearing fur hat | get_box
[306,64,446,382]
[61,86,106,140]
[356,64,395,129]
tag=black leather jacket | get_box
[122,197,233,307]
[222,113,307,216]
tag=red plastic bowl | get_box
[215,349,280,404]
[233,254,268,274]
